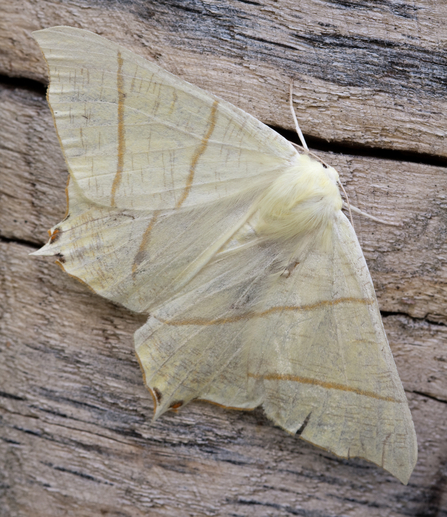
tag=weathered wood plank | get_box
[1,0,447,514]
[0,85,66,245]
[1,240,447,517]
[0,0,446,156]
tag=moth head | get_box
[324,164,340,185]
[256,154,343,241]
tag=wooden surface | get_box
[1,1,446,516]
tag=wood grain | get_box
[1,1,446,515]
[0,0,446,156]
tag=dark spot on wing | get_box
[50,228,61,243]
[296,412,312,436]
[153,387,162,403]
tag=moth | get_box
[32,27,417,483]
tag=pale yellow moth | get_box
[32,27,417,484]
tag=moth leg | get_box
[281,261,300,278]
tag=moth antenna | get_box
[290,141,333,169]
[289,80,308,151]
[338,180,355,228]
[288,143,396,228]
[347,204,402,227]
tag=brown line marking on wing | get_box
[248,373,401,402]
[168,89,178,115]
[62,175,71,221]
[160,297,375,326]
[132,210,160,274]
[197,398,257,411]
[175,100,219,208]
[133,351,162,419]
[54,260,98,294]
[111,50,126,207]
